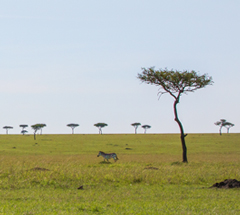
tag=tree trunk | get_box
[173,97,188,163]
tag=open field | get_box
[0,133,240,214]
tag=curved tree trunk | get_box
[173,97,188,163]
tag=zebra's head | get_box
[97,151,102,157]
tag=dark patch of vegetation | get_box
[27,167,50,171]
[144,167,159,170]
[210,179,240,188]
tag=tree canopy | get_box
[67,123,79,134]
[142,125,151,134]
[94,123,108,134]
[31,124,46,139]
[215,119,234,134]
[131,122,141,134]
[138,67,213,162]
[3,126,13,134]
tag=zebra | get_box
[97,151,119,162]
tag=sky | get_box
[1,0,240,134]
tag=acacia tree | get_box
[214,119,227,135]
[142,125,151,134]
[138,67,213,163]
[31,124,43,140]
[21,130,28,135]
[67,123,79,134]
[224,122,234,133]
[20,124,28,135]
[3,126,13,134]
[39,124,46,135]
[131,122,141,134]
[215,119,234,134]
[94,123,108,134]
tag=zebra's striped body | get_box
[97,151,119,162]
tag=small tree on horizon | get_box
[20,124,28,135]
[21,130,28,135]
[67,123,79,134]
[131,123,141,134]
[3,126,13,134]
[142,125,151,134]
[215,119,234,134]
[31,124,43,140]
[224,122,234,133]
[214,119,227,135]
[39,124,46,135]
[138,67,213,163]
[94,123,108,134]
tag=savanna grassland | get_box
[0,133,240,214]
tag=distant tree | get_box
[3,126,13,134]
[38,124,46,135]
[21,130,28,135]
[94,123,108,134]
[215,119,234,134]
[31,124,43,140]
[131,123,141,134]
[142,125,151,134]
[20,124,28,135]
[67,123,79,134]
[224,122,234,133]
[214,119,227,135]
[138,67,213,163]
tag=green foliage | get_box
[142,125,151,133]
[138,68,213,98]
[131,122,141,134]
[66,123,79,134]
[138,67,213,163]
[94,123,108,134]
[215,119,235,134]
[0,134,239,214]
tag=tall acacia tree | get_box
[138,67,213,163]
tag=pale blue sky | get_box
[1,1,239,134]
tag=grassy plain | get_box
[0,133,240,214]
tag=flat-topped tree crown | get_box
[94,123,108,134]
[67,123,79,134]
[138,67,213,163]
[131,122,141,134]
[3,126,13,134]
[31,123,46,139]
[142,125,151,134]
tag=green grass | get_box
[0,133,240,214]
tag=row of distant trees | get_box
[3,119,234,137]
[214,119,234,135]
[2,122,152,138]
